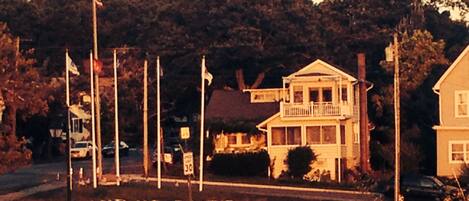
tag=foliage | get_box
[0,134,32,174]
[0,22,50,136]
[209,150,269,176]
[380,30,448,99]
[285,146,317,179]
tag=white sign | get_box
[183,152,194,175]
[164,153,173,164]
[180,127,190,140]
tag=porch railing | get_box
[281,102,352,118]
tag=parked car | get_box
[384,174,467,201]
[71,141,93,159]
[102,141,129,157]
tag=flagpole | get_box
[199,56,205,192]
[92,0,103,179]
[113,49,121,186]
[65,49,72,201]
[90,51,97,188]
[157,56,162,189]
[143,60,149,178]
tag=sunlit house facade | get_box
[251,60,362,180]
[433,45,469,177]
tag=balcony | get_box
[281,102,353,118]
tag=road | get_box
[0,149,383,201]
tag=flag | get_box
[66,54,80,76]
[95,0,103,7]
[202,57,213,86]
[93,59,103,73]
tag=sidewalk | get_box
[0,181,65,201]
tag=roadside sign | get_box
[183,152,194,175]
[180,127,190,140]
[164,153,173,164]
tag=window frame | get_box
[449,141,469,164]
[270,126,302,146]
[455,90,469,118]
[305,125,338,145]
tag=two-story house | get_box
[433,44,469,177]
[248,59,361,180]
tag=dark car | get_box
[384,175,466,201]
[152,143,183,165]
[102,141,129,157]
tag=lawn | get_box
[23,182,316,201]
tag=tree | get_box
[0,23,49,136]
[370,29,448,173]
[0,22,47,172]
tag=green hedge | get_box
[210,150,270,176]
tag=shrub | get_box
[209,150,270,176]
[285,146,317,179]
[0,134,32,174]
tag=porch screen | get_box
[271,127,301,145]
[306,125,337,144]
[293,86,303,103]
[287,127,301,145]
[272,127,285,145]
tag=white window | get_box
[271,126,301,146]
[71,118,83,133]
[449,141,469,163]
[455,91,469,117]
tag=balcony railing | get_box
[281,102,352,118]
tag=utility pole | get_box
[92,0,103,179]
[156,57,161,188]
[393,33,401,201]
[143,60,149,177]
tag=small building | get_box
[68,104,91,143]
[206,90,278,153]
[251,59,362,180]
[433,44,469,177]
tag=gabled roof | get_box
[286,59,357,81]
[206,90,279,122]
[70,105,91,119]
[433,44,469,91]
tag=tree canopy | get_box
[0,0,467,173]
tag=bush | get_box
[209,150,270,176]
[0,134,32,174]
[285,146,317,179]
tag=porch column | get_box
[336,122,342,182]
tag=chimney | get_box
[358,53,371,172]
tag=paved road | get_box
[0,149,383,201]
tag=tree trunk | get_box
[235,68,246,90]
[250,72,266,89]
